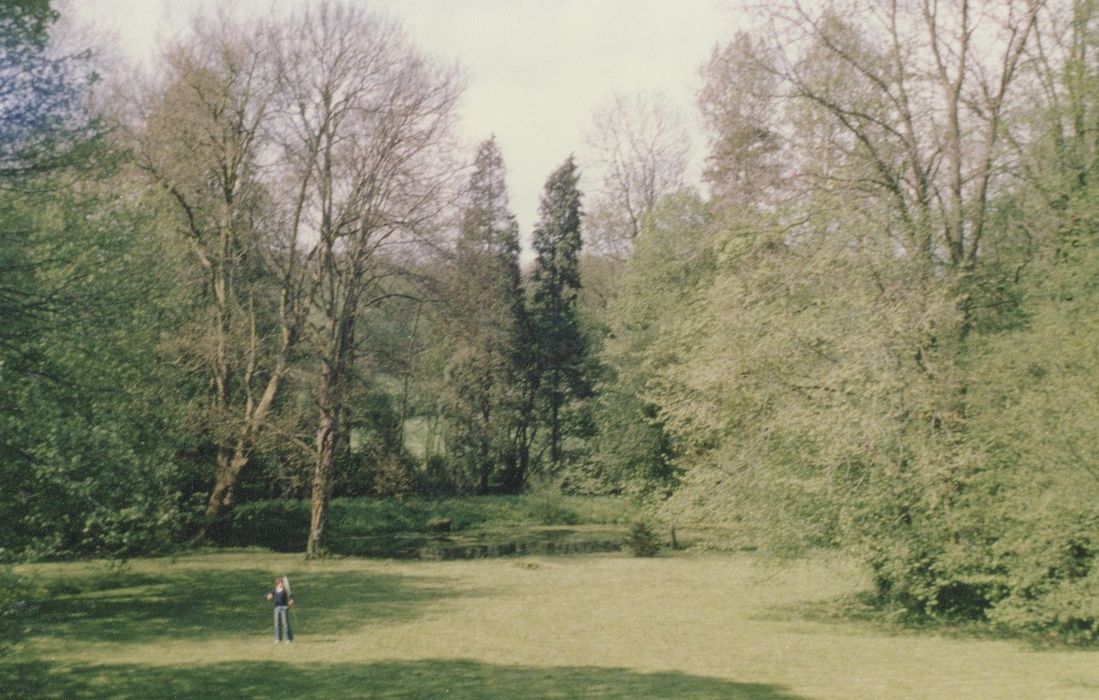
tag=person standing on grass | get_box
[265,576,294,643]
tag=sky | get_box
[65,0,739,244]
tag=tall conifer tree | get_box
[444,137,527,492]
[530,156,588,473]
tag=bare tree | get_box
[127,14,305,523]
[1012,0,1098,209]
[267,1,462,557]
[759,0,1040,273]
[584,92,691,257]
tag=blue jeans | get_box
[274,605,293,641]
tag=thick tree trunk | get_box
[307,350,345,558]
[206,448,249,519]
[203,354,289,526]
[306,407,338,558]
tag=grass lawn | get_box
[8,550,1099,698]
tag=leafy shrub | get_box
[420,455,460,497]
[626,521,661,557]
[854,497,1099,644]
[527,496,581,526]
[985,513,1099,643]
[370,453,418,498]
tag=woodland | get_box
[5,0,1099,641]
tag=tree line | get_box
[3,0,593,559]
[5,0,1099,639]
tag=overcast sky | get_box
[66,0,738,244]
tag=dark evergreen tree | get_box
[529,156,589,473]
[443,137,529,493]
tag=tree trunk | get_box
[203,353,290,526]
[478,367,492,494]
[504,385,537,492]
[549,394,561,472]
[206,448,249,519]
[306,406,338,558]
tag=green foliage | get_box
[1,162,190,558]
[591,192,712,496]
[340,387,418,498]
[590,2,1099,642]
[326,495,618,534]
[431,139,533,494]
[366,453,420,499]
[221,495,637,551]
[569,0,1099,645]
[0,0,194,560]
[625,521,661,557]
[530,156,590,473]
[224,500,311,552]
[419,454,461,497]
[986,511,1099,643]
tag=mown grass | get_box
[8,550,1099,698]
[9,660,795,699]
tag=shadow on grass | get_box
[4,659,802,699]
[759,592,1080,650]
[33,567,456,644]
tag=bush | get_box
[986,513,1099,643]
[420,455,460,497]
[626,521,661,557]
[852,497,1099,644]
[369,453,418,498]
[526,496,581,526]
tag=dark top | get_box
[269,587,291,607]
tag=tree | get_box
[769,0,1039,277]
[440,138,529,493]
[0,0,96,182]
[592,191,711,496]
[128,14,301,523]
[266,1,462,557]
[697,31,785,208]
[0,0,97,361]
[639,0,1049,608]
[530,156,589,474]
[956,0,1099,638]
[584,92,691,257]
[1,0,188,557]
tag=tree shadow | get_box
[5,659,803,699]
[759,591,1099,653]
[32,567,457,644]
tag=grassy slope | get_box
[10,551,1099,698]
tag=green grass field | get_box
[8,550,1099,698]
